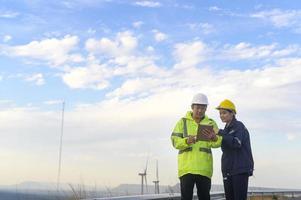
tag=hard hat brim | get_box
[216,107,236,113]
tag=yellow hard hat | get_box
[216,99,236,113]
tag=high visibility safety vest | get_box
[171,111,222,179]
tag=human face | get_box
[192,104,207,120]
[219,109,234,124]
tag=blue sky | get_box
[0,0,301,189]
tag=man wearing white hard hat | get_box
[171,93,222,200]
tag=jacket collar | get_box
[225,117,237,129]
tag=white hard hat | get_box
[191,93,208,105]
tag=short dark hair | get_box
[225,109,233,113]
[191,104,207,108]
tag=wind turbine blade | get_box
[144,156,149,174]
[156,160,159,181]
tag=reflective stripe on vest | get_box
[178,118,191,154]
[178,147,212,154]
[178,147,192,154]
[182,118,187,137]
[172,132,183,138]
[199,147,212,154]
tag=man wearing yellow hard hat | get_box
[171,93,222,200]
[216,99,254,200]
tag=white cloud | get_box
[132,21,144,28]
[223,42,276,59]
[146,46,154,52]
[251,9,298,27]
[173,3,194,10]
[152,30,168,42]
[85,31,137,57]
[1,31,157,90]
[107,78,161,97]
[286,133,297,141]
[0,100,12,104]
[62,56,162,89]
[62,31,164,90]
[59,0,112,9]
[3,35,12,42]
[134,1,161,8]
[1,35,83,66]
[5,73,46,86]
[251,58,301,88]
[2,32,300,93]
[0,11,19,18]
[188,23,215,34]
[106,47,301,112]
[221,42,299,60]
[251,9,301,33]
[25,73,45,86]
[44,100,64,105]
[62,64,110,89]
[87,28,96,35]
[173,41,208,68]
[43,31,61,38]
[209,6,221,11]
[112,55,160,76]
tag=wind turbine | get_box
[138,157,149,195]
[153,160,160,194]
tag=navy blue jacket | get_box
[218,118,254,177]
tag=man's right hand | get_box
[202,129,212,140]
[202,129,218,141]
[186,135,196,144]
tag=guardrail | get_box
[82,189,301,200]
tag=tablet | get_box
[197,124,214,141]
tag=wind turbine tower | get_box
[138,158,148,195]
[57,101,65,191]
[153,160,160,194]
